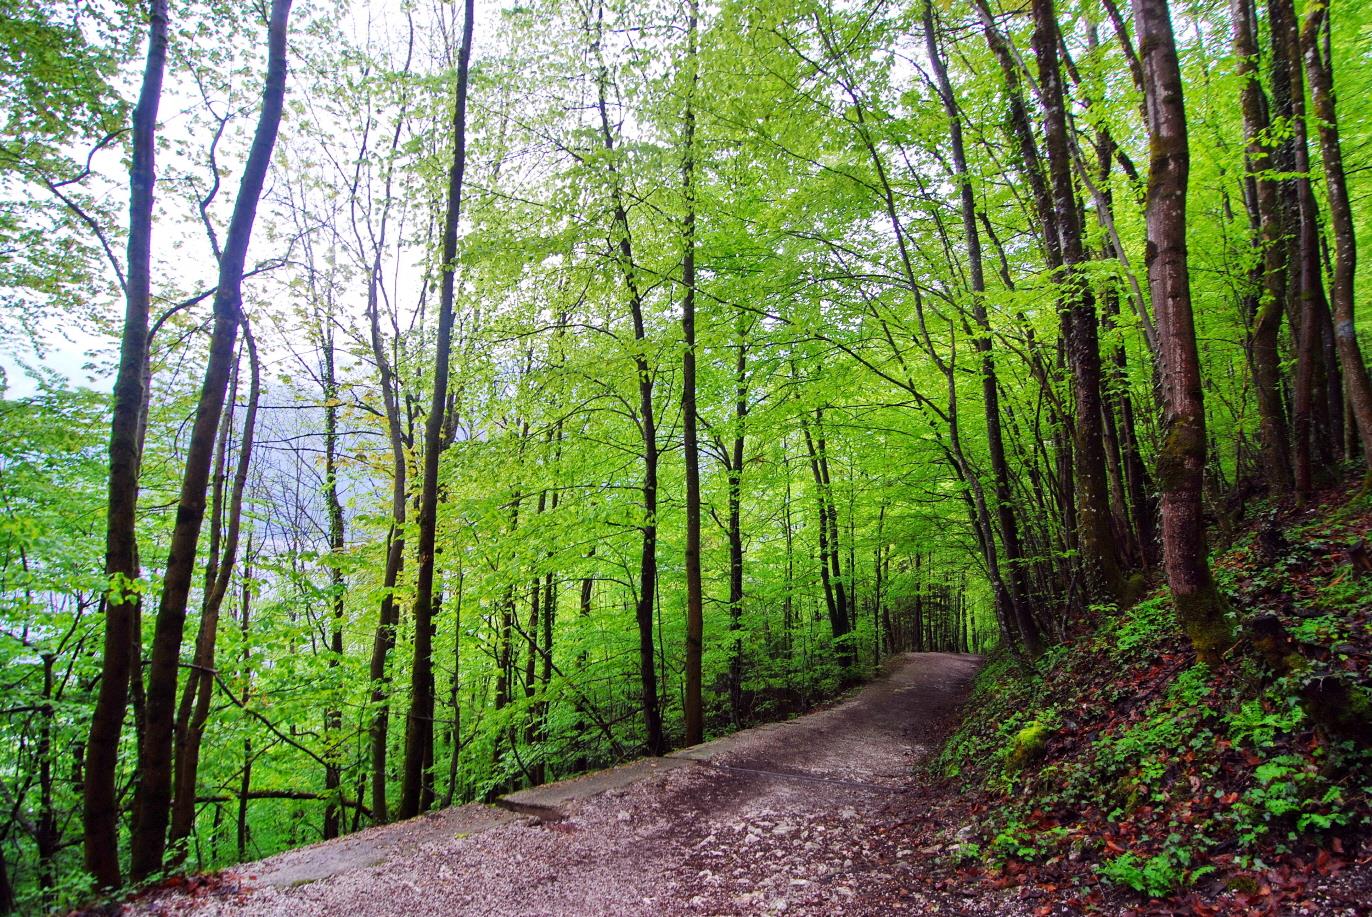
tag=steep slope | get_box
[875,484,1372,913]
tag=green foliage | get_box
[2,0,1371,903]
[1098,839,1211,899]
[989,817,1070,864]
[1098,594,1177,662]
[1226,692,1305,749]
[1232,754,1353,849]
[1092,665,1212,795]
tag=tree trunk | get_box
[1132,0,1233,664]
[1269,0,1333,498]
[592,0,665,756]
[168,323,260,858]
[924,0,1041,656]
[1230,0,1294,492]
[680,0,703,748]
[236,545,253,862]
[399,0,475,820]
[84,0,169,888]
[1301,5,1372,464]
[129,0,291,880]
[1031,0,1127,605]
[322,319,346,840]
[726,330,747,725]
[801,412,853,669]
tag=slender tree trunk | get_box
[399,0,475,820]
[924,0,1041,656]
[1301,5,1372,464]
[680,0,703,748]
[814,417,851,663]
[726,342,746,724]
[166,359,233,864]
[364,291,408,823]
[360,33,414,826]
[1132,0,1232,663]
[534,565,555,781]
[1269,0,1333,497]
[1031,0,1126,605]
[801,413,853,669]
[972,0,1059,266]
[442,567,465,805]
[592,0,664,756]
[1231,0,1295,491]
[168,324,260,857]
[36,655,57,898]
[129,1,291,880]
[322,322,346,840]
[236,545,253,862]
[84,0,169,887]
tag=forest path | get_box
[152,652,982,916]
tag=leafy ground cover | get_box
[870,481,1372,914]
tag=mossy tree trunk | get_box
[1132,0,1232,664]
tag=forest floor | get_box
[129,651,1039,916]
[906,481,1372,916]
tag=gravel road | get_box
[139,652,983,916]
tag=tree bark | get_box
[924,0,1042,656]
[167,322,260,859]
[84,0,169,888]
[236,545,253,862]
[129,0,291,881]
[681,0,703,748]
[1031,0,1127,605]
[322,318,346,840]
[1132,0,1232,663]
[1301,4,1372,465]
[399,0,475,820]
[801,412,854,670]
[1269,0,1334,497]
[592,0,665,756]
[726,323,747,724]
[1230,0,1295,492]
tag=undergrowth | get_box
[932,483,1372,911]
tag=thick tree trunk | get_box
[1132,0,1233,664]
[129,0,291,880]
[84,0,169,888]
[399,0,475,820]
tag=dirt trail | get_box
[145,652,982,916]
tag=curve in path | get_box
[148,652,982,916]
